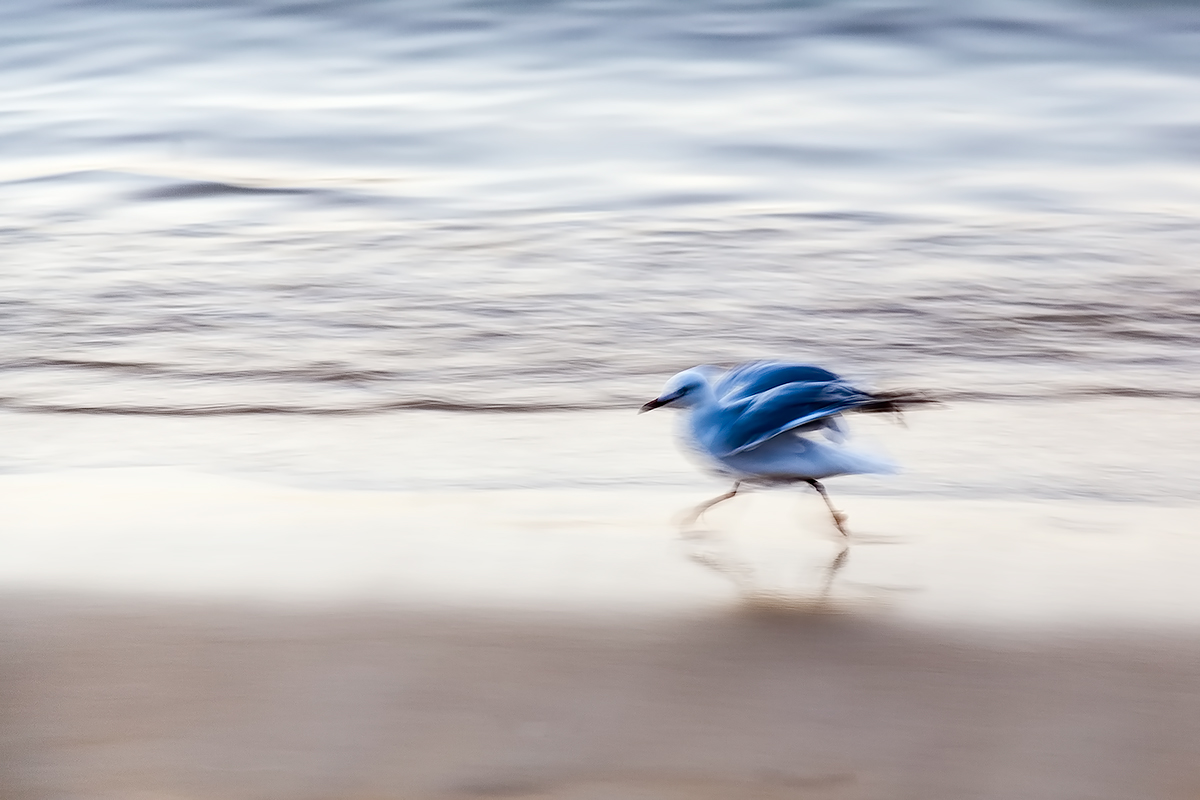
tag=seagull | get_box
[640,361,932,537]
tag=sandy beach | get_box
[4,469,1200,800]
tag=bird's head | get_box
[639,367,714,413]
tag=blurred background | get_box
[2,0,1200,498]
[4,0,1200,798]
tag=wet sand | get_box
[3,470,1200,799]
[3,598,1200,800]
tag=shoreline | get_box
[4,467,1200,624]
[3,397,1199,503]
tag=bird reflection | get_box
[678,488,852,602]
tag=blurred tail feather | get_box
[856,390,941,417]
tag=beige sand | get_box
[2,469,1200,799]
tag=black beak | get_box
[639,397,667,414]
[640,387,687,413]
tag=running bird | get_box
[640,361,932,536]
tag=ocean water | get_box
[3,0,1200,498]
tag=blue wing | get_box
[708,361,874,456]
[712,361,842,402]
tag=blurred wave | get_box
[2,0,1200,414]
[3,209,1200,413]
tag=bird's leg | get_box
[678,481,758,591]
[804,479,850,537]
[681,481,742,531]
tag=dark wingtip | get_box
[857,390,943,415]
